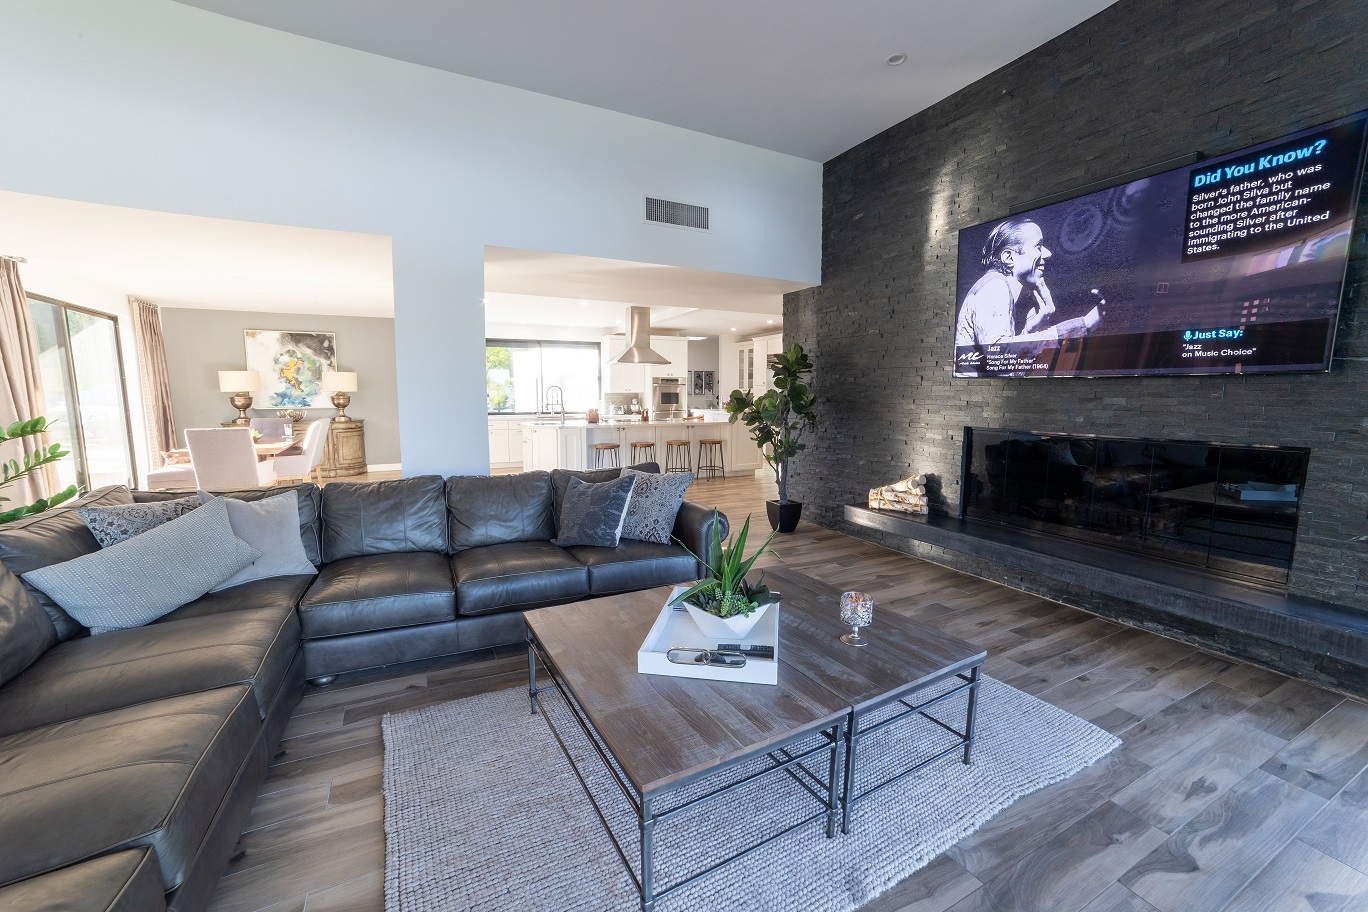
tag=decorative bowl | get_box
[684,599,774,641]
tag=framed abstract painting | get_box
[244,330,337,409]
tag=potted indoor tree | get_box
[670,511,779,639]
[0,416,78,523]
[726,343,817,532]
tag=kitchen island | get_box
[520,417,761,475]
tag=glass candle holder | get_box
[840,591,874,646]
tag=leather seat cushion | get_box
[160,573,315,623]
[566,539,699,595]
[0,686,261,893]
[452,541,589,616]
[0,604,300,738]
[0,848,165,912]
[299,552,455,638]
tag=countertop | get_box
[520,417,733,429]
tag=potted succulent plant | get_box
[670,511,779,639]
[726,343,817,532]
[585,407,600,424]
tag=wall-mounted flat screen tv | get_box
[953,110,1368,378]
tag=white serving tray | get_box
[637,586,779,685]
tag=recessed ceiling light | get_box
[766,320,775,325]
[729,327,737,332]
[886,53,907,66]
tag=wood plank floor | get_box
[206,473,1368,912]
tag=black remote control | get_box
[717,643,775,659]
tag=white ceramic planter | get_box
[684,599,775,642]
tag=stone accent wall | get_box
[787,0,1368,606]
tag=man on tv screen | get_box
[954,216,1101,376]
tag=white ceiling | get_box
[0,190,395,317]
[173,0,1118,162]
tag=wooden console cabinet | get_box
[316,419,367,478]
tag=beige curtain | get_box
[0,257,54,503]
[129,297,177,467]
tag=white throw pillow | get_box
[197,490,319,591]
[22,497,260,634]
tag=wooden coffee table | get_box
[524,570,986,910]
[761,567,987,834]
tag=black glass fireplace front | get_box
[961,427,1310,588]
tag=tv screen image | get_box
[952,110,1368,378]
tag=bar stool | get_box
[592,443,620,468]
[629,440,656,465]
[664,439,692,474]
[697,439,726,479]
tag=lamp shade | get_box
[321,371,358,392]
[218,370,261,393]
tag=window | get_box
[28,296,137,492]
[486,340,600,413]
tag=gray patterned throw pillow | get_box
[552,475,637,548]
[23,497,261,634]
[620,469,693,544]
[79,497,199,548]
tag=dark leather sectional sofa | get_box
[0,467,725,912]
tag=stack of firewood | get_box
[869,474,929,514]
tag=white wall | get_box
[0,1,821,475]
[18,261,152,482]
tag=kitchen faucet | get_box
[543,385,566,425]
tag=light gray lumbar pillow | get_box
[198,490,317,591]
[78,497,200,548]
[552,475,637,548]
[620,469,694,544]
[22,496,260,634]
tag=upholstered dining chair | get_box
[185,427,277,489]
[270,419,330,485]
[249,417,291,440]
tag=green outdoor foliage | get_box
[669,511,778,618]
[486,346,513,412]
[0,416,79,524]
[725,343,817,505]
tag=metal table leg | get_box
[527,633,539,715]
[963,664,981,763]
[641,796,655,912]
[841,714,859,835]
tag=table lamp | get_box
[321,371,358,422]
[218,370,262,425]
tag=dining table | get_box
[167,438,303,463]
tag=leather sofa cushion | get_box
[452,541,588,616]
[446,472,555,551]
[0,848,165,912]
[159,573,315,623]
[135,483,324,566]
[0,604,299,738]
[566,540,699,596]
[321,476,448,561]
[299,552,456,638]
[0,561,57,687]
[0,686,261,893]
[0,485,134,640]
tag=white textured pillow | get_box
[22,497,260,634]
[198,491,317,591]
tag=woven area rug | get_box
[383,677,1119,912]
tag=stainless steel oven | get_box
[652,377,686,419]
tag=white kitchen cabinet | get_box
[648,337,689,381]
[601,335,648,396]
[752,332,784,394]
[487,416,521,466]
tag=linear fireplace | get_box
[960,427,1310,589]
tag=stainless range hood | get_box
[614,306,669,364]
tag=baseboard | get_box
[366,463,402,472]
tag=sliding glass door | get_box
[28,296,137,492]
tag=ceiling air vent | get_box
[645,196,709,232]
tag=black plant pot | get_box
[767,499,803,533]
